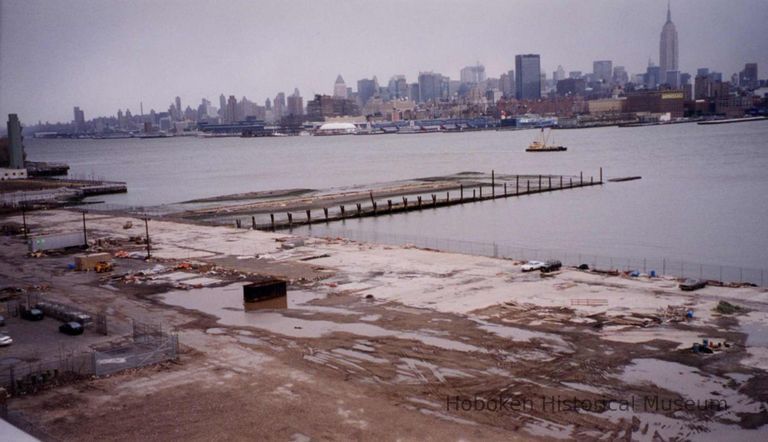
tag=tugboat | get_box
[526,128,567,152]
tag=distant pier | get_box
[225,170,606,231]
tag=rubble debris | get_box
[715,300,745,315]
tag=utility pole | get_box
[82,211,87,247]
[21,203,28,240]
[144,217,151,259]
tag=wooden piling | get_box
[599,167,603,182]
[417,196,422,208]
[372,202,377,214]
[491,170,495,197]
[460,184,464,202]
[306,209,311,222]
[340,205,345,218]
[287,213,292,227]
[369,191,375,206]
[323,207,329,222]
[538,175,542,190]
[504,182,507,196]
[251,216,256,229]
[388,200,392,213]
[516,176,519,194]
[403,197,408,208]
[446,192,450,202]
[548,176,552,189]
[479,185,482,199]
[560,176,563,188]
[356,203,362,216]
[270,214,275,231]
[580,171,583,185]
[569,177,573,188]
[527,180,530,193]
[431,194,437,206]
[472,189,476,200]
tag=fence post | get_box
[491,170,495,197]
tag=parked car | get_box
[521,261,545,272]
[0,334,12,346]
[679,278,707,291]
[541,260,563,273]
[20,308,44,321]
[59,321,84,336]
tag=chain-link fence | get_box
[0,322,178,396]
[304,228,767,287]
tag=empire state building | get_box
[659,2,679,82]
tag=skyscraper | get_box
[593,60,613,83]
[460,64,486,85]
[515,54,541,100]
[175,96,182,120]
[418,72,443,103]
[333,75,347,98]
[73,106,85,132]
[274,92,286,120]
[287,88,304,116]
[659,1,679,82]
[357,77,378,105]
[6,114,24,169]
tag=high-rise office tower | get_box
[333,75,347,98]
[287,89,304,116]
[659,1,679,82]
[357,77,379,105]
[460,64,486,85]
[593,60,613,83]
[515,54,541,100]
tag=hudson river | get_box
[25,121,768,272]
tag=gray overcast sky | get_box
[1,0,766,124]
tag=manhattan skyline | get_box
[1,0,767,123]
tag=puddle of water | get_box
[473,319,571,352]
[618,359,761,417]
[739,312,768,347]
[161,283,483,352]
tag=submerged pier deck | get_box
[170,169,606,231]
